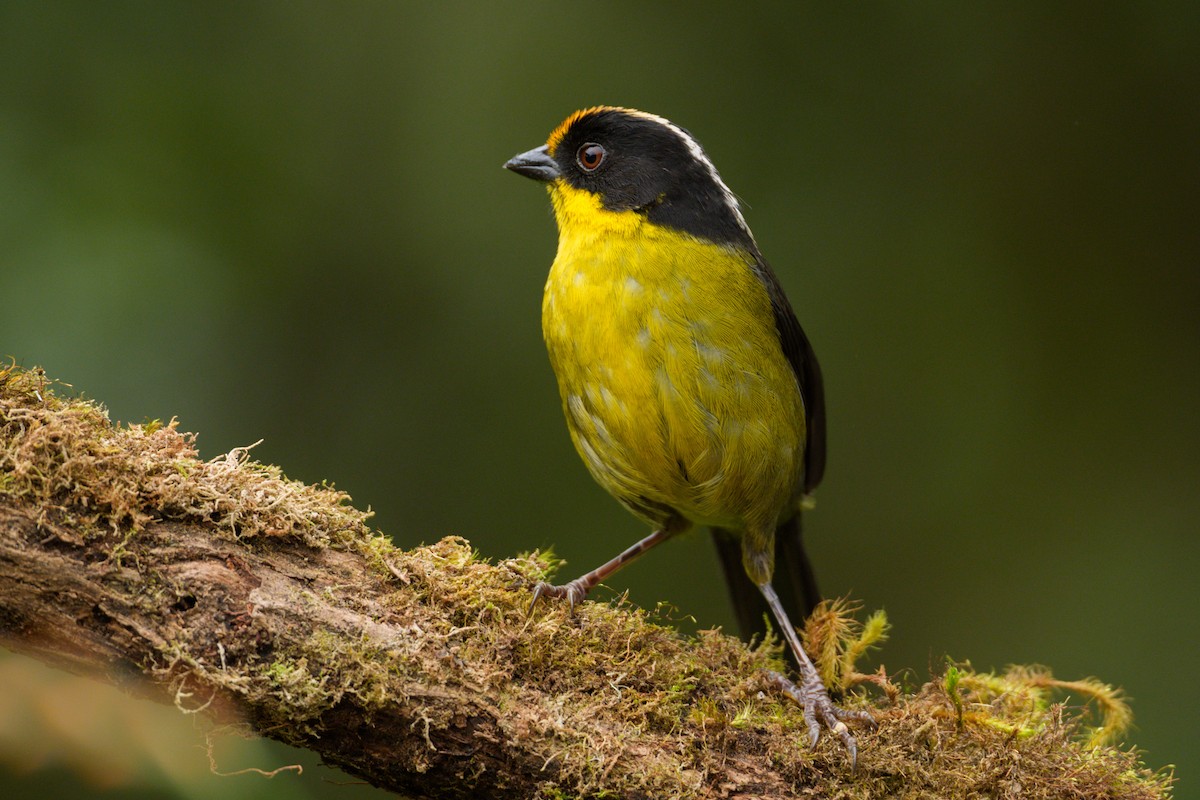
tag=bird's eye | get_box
[576,143,606,172]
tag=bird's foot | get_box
[528,577,590,614]
[765,669,877,770]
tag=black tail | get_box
[712,515,820,661]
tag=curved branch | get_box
[0,368,1171,799]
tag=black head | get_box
[505,107,756,249]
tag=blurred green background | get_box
[2,2,1196,797]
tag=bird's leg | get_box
[530,525,674,613]
[758,582,876,769]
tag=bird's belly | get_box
[542,239,806,531]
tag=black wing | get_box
[750,255,826,493]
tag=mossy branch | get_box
[0,366,1172,799]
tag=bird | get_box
[504,106,873,763]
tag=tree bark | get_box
[0,501,822,799]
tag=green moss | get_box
[0,363,372,547]
[0,365,1175,799]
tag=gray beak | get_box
[504,144,561,182]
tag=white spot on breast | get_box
[577,435,605,474]
[624,276,642,294]
[637,327,651,347]
[567,394,587,424]
[590,413,613,443]
[598,384,622,414]
[696,342,725,365]
[654,367,675,394]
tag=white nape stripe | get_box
[625,109,753,240]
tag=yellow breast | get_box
[541,185,807,532]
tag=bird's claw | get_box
[766,669,875,771]
[528,578,589,615]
